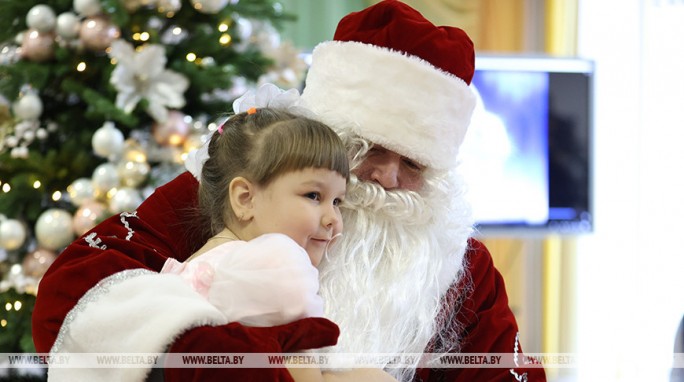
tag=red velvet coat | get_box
[32,171,546,381]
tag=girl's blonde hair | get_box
[198,108,349,235]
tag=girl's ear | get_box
[228,177,255,222]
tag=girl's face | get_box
[250,167,346,266]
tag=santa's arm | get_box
[32,172,339,381]
[417,239,547,382]
[32,172,203,353]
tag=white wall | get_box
[576,0,684,380]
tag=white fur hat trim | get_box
[300,41,476,170]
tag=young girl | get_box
[162,107,397,382]
[162,107,348,327]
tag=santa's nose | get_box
[368,160,400,190]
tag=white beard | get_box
[317,166,474,382]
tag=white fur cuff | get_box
[48,270,227,382]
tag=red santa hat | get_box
[300,0,477,170]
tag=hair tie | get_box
[247,107,257,115]
[217,123,225,134]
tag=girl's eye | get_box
[305,192,321,201]
[333,198,343,206]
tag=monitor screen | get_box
[461,55,594,234]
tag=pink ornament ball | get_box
[79,16,121,51]
[153,111,191,146]
[21,29,55,62]
[22,248,57,279]
[72,201,108,236]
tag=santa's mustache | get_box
[341,175,433,225]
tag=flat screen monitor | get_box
[460,55,594,235]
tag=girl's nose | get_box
[321,205,342,233]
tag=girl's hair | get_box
[198,108,350,236]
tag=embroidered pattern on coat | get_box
[509,332,528,381]
[120,211,138,241]
[84,232,107,250]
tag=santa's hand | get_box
[165,317,340,382]
[322,369,400,382]
[207,233,325,326]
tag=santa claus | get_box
[33,1,545,381]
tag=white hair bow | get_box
[232,83,302,114]
[184,83,305,180]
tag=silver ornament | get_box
[35,208,75,251]
[13,92,43,120]
[0,219,27,251]
[73,0,102,17]
[108,187,143,214]
[56,12,81,40]
[91,163,120,197]
[26,5,57,33]
[67,178,95,206]
[92,122,124,158]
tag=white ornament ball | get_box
[35,208,75,251]
[121,140,147,163]
[117,160,150,188]
[252,20,280,51]
[236,18,254,40]
[56,12,81,40]
[109,187,143,214]
[0,219,27,251]
[12,92,43,120]
[27,5,57,33]
[190,0,229,14]
[67,177,95,206]
[158,0,182,14]
[91,163,120,197]
[10,147,29,158]
[233,17,254,52]
[5,135,19,148]
[23,130,35,142]
[73,0,102,17]
[36,128,48,139]
[92,122,124,158]
[72,201,107,236]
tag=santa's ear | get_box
[228,176,255,222]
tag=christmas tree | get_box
[0,0,306,377]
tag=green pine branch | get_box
[0,0,300,243]
[0,288,37,353]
